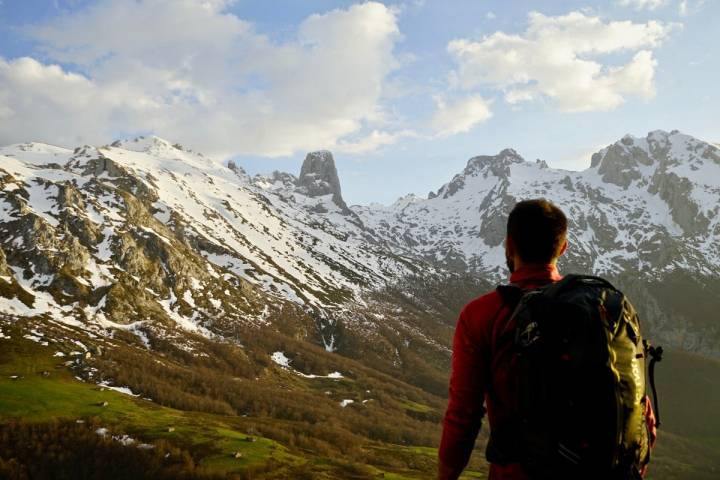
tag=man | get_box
[438,198,569,480]
[438,198,656,480]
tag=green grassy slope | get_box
[0,335,303,478]
[2,318,719,479]
[0,328,486,479]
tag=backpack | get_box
[485,274,662,479]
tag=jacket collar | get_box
[509,263,562,284]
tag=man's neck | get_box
[509,263,562,283]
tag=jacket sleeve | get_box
[438,305,490,480]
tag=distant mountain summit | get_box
[296,151,350,214]
[358,129,719,274]
[590,130,718,236]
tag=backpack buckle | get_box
[517,320,540,348]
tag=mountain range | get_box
[1,129,720,478]
[2,129,718,362]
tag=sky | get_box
[0,0,717,205]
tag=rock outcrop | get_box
[296,151,350,214]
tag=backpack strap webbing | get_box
[495,283,529,342]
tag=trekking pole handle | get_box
[646,344,663,428]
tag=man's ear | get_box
[558,239,568,257]
[505,236,514,256]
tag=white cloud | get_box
[678,0,706,16]
[447,11,677,112]
[486,11,497,20]
[618,0,667,10]
[0,57,131,146]
[619,0,706,15]
[0,0,406,157]
[335,129,416,154]
[429,95,492,138]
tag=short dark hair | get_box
[507,199,567,264]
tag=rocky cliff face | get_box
[0,138,444,362]
[295,150,350,214]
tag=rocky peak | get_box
[252,170,298,191]
[464,148,524,177]
[391,193,420,210]
[227,160,245,175]
[585,130,718,235]
[226,160,250,183]
[432,149,524,200]
[108,136,204,162]
[590,131,676,188]
[296,151,349,213]
[590,130,719,188]
[110,135,175,152]
[591,143,650,188]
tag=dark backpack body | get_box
[487,274,651,479]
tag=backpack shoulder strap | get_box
[483,284,526,409]
[495,282,532,331]
[496,282,524,306]
[541,273,619,299]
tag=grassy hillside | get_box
[1,315,719,479]
[0,334,301,479]
[0,323,485,479]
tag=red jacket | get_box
[438,264,563,480]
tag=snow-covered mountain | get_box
[353,130,720,354]
[0,136,442,357]
[356,130,720,277]
[0,129,718,362]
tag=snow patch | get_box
[270,351,344,379]
[98,380,140,397]
[271,351,290,368]
[113,434,136,446]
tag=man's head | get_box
[505,199,568,272]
